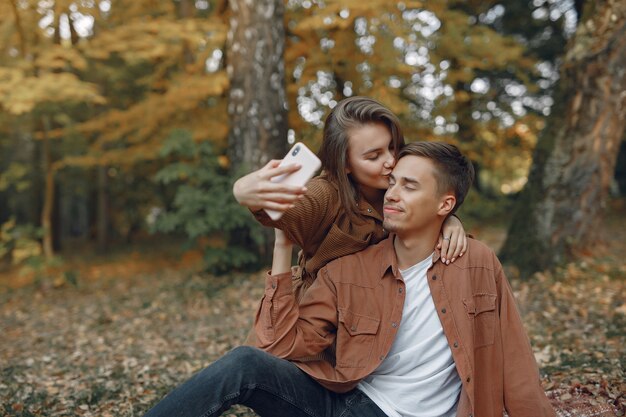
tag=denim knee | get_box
[221,346,274,378]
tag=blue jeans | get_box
[143,346,387,417]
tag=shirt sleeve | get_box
[497,257,556,417]
[251,178,335,253]
[254,267,338,359]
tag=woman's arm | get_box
[271,229,293,275]
[438,215,468,264]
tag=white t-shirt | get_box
[357,253,461,417]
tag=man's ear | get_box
[437,194,456,217]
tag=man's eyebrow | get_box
[389,174,419,184]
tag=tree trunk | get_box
[96,166,108,254]
[499,0,626,276]
[226,0,289,260]
[40,116,55,259]
[226,0,289,173]
[615,137,626,195]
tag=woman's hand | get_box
[233,160,307,213]
[271,229,293,274]
[437,215,467,265]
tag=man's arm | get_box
[496,259,555,417]
[254,266,338,359]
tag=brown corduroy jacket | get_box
[254,236,555,417]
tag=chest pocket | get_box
[336,308,380,368]
[463,294,497,348]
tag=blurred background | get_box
[0,0,624,277]
[1,1,625,415]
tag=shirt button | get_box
[453,342,458,348]
[351,325,356,331]
[398,288,403,293]
[379,355,385,361]
[441,308,447,314]
[432,275,437,280]
[271,283,276,289]
[392,322,397,328]
[367,208,372,213]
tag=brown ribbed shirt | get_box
[253,176,388,298]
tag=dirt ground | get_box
[0,206,624,416]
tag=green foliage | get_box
[456,191,514,230]
[152,129,265,274]
[0,162,30,192]
[0,219,43,266]
[0,218,61,279]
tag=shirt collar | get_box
[379,234,443,279]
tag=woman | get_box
[234,96,466,303]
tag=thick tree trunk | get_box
[226,0,289,260]
[226,0,289,173]
[499,0,626,276]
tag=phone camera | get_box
[292,146,301,156]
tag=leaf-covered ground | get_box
[0,209,624,416]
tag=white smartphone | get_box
[264,142,322,221]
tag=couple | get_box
[144,97,554,417]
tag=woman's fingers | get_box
[261,201,297,212]
[260,191,305,204]
[449,233,465,263]
[263,161,302,180]
[440,234,451,264]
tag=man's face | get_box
[382,155,454,235]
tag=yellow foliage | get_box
[12,239,42,265]
[34,44,88,71]
[0,72,105,115]
[84,18,227,64]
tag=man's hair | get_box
[398,142,475,214]
[318,96,405,220]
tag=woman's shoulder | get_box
[305,176,339,202]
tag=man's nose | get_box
[385,184,399,201]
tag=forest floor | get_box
[0,201,624,417]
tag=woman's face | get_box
[345,122,395,191]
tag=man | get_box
[144,142,555,417]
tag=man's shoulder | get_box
[323,238,391,277]
[451,238,501,271]
[467,237,496,255]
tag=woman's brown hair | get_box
[318,96,405,220]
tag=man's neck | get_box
[393,224,442,270]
